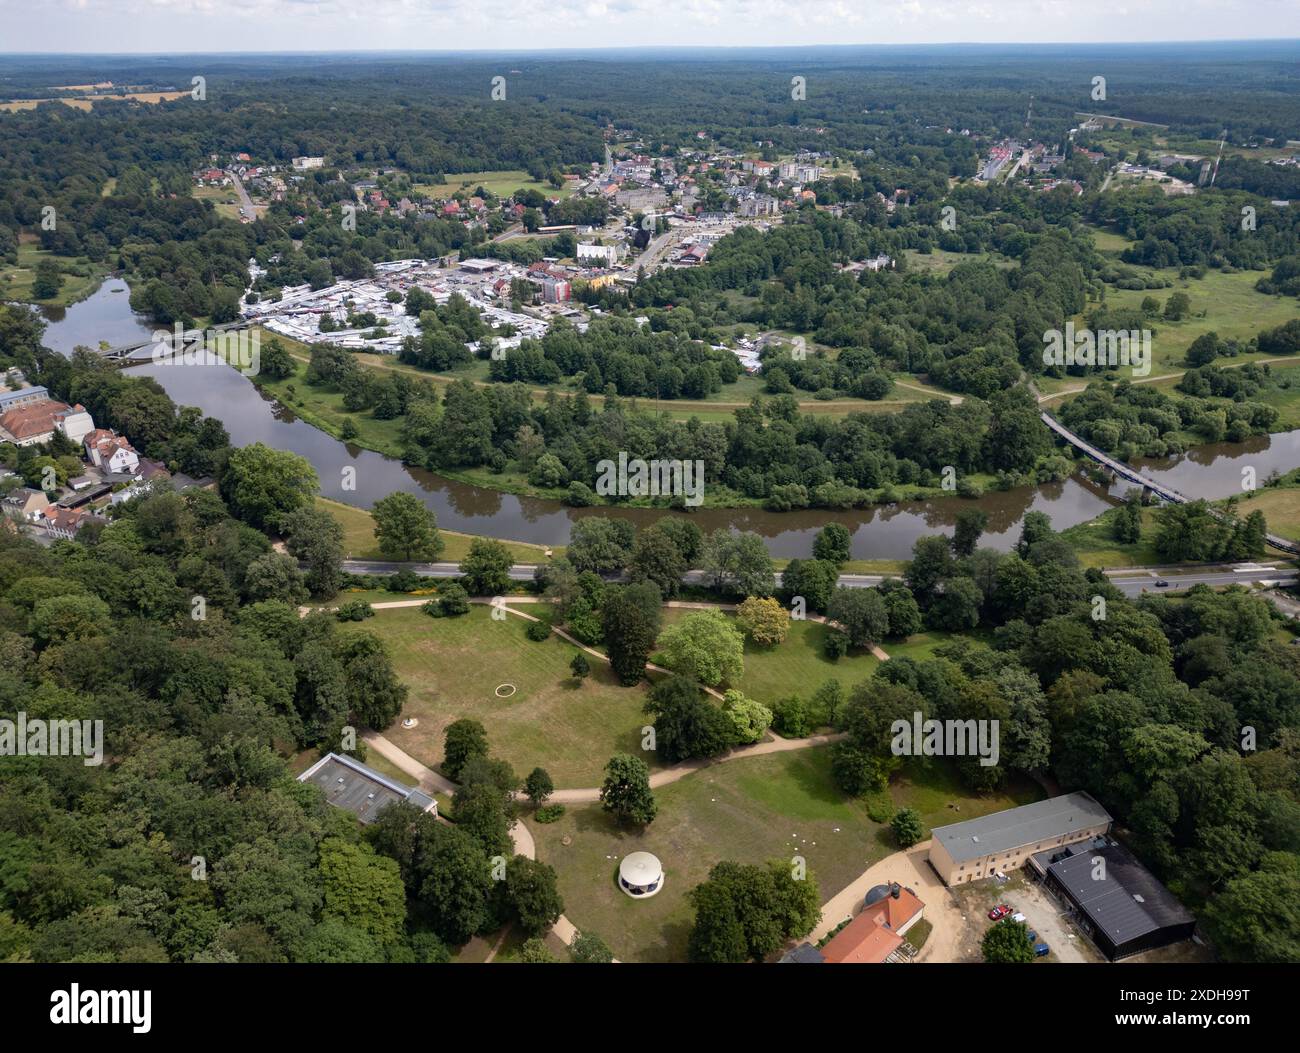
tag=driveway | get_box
[811,841,969,962]
[1000,879,1100,963]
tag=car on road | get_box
[1154,579,1170,587]
[1034,942,1051,957]
[988,904,1011,920]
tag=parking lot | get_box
[951,872,1105,963]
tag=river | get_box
[39,281,1300,560]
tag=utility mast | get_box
[1210,129,1227,186]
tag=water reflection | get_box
[39,288,1300,559]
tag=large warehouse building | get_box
[928,792,1113,885]
[1029,840,1196,960]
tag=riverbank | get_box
[250,348,999,510]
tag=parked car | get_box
[988,904,1011,920]
[1011,912,1026,923]
[1034,942,1050,957]
[1027,930,1038,942]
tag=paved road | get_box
[341,558,1294,596]
[1108,566,1298,596]
[225,169,259,222]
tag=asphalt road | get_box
[340,559,1297,596]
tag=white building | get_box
[292,156,325,170]
[54,404,95,445]
[576,242,619,267]
[84,429,140,475]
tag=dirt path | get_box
[361,729,606,958]
[1035,353,1300,404]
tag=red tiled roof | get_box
[820,888,924,964]
[0,399,69,440]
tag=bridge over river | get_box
[1041,410,1300,556]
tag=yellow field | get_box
[0,92,186,112]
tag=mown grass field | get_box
[193,184,243,220]
[531,746,1043,962]
[1059,505,1164,568]
[412,169,576,201]
[1231,483,1300,542]
[0,241,107,306]
[315,496,556,564]
[356,605,653,787]
[653,607,967,709]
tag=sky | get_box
[2,0,1298,53]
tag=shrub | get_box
[771,695,810,738]
[534,804,566,823]
[891,807,925,847]
[386,569,421,593]
[437,582,470,616]
[420,598,445,618]
[335,600,374,622]
[866,793,896,824]
[823,629,849,660]
[570,652,590,680]
[526,619,552,641]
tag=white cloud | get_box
[1,0,1296,51]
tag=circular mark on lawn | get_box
[401,717,418,729]
[495,683,517,698]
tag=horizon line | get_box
[3,38,1300,59]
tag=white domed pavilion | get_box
[618,852,664,898]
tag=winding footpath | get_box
[319,594,891,962]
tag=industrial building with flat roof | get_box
[1029,840,1196,960]
[928,792,1112,885]
[297,752,437,824]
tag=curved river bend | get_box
[42,281,1300,560]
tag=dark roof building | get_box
[1029,840,1195,961]
[298,752,438,824]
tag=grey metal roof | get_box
[779,943,826,964]
[298,752,432,824]
[1045,842,1194,946]
[931,792,1112,864]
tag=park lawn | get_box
[890,760,1043,834]
[0,242,106,306]
[358,605,653,787]
[412,169,575,201]
[315,496,557,563]
[1060,505,1164,568]
[729,619,880,706]
[531,746,1044,962]
[653,610,969,709]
